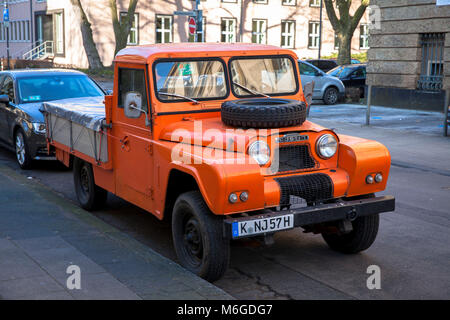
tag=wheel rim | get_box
[15,134,26,165]
[326,89,338,104]
[183,216,204,266]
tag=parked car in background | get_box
[0,69,105,169]
[327,64,367,98]
[306,59,338,73]
[307,59,362,72]
[298,60,345,105]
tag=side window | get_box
[352,68,365,78]
[299,63,317,76]
[1,77,15,103]
[118,68,148,113]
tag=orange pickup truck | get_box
[43,43,395,282]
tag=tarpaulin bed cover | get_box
[41,96,106,132]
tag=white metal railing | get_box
[22,41,54,60]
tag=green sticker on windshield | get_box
[180,63,192,76]
[29,95,41,101]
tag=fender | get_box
[338,134,391,197]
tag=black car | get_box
[327,64,367,98]
[306,59,338,73]
[0,69,105,169]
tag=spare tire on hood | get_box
[221,98,307,129]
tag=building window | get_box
[253,0,268,3]
[310,0,321,7]
[1,20,31,43]
[418,33,445,92]
[188,17,206,42]
[221,0,237,2]
[120,13,139,45]
[359,24,369,49]
[308,21,320,49]
[53,12,64,55]
[281,20,295,48]
[252,19,267,44]
[221,18,236,43]
[156,15,173,43]
[282,0,296,5]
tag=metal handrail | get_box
[22,41,54,60]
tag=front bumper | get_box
[224,195,395,239]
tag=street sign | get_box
[188,17,196,36]
[3,7,9,22]
[174,11,196,17]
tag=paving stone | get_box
[13,236,72,252]
[0,251,47,281]
[0,275,65,300]
[24,246,106,285]
[68,273,141,300]
[0,238,18,252]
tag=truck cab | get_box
[44,43,395,282]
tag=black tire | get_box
[73,157,107,211]
[14,129,33,170]
[221,98,307,128]
[323,87,339,105]
[322,214,380,254]
[172,191,230,282]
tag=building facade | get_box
[1,0,369,68]
[367,0,450,111]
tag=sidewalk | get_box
[0,165,232,300]
[309,103,450,175]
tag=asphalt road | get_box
[1,104,449,300]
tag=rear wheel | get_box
[15,129,33,170]
[73,158,107,211]
[172,191,230,282]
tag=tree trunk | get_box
[338,34,352,65]
[71,0,103,69]
[110,0,139,56]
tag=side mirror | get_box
[124,92,150,127]
[0,94,9,104]
[315,72,323,77]
[105,89,113,96]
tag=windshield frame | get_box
[228,55,300,99]
[17,74,105,104]
[152,57,230,104]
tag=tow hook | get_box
[347,207,358,221]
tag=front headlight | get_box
[316,134,337,159]
[32,123,46,134]
[248,140,270,166]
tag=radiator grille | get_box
[276,144,317,173]
[275,173,333,205]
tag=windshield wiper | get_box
[232,81,271,98]
[158,92,199,104]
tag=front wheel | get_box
[323,87,339,105]
[322,214,380,254]
[15,129,33,169]
[172,191,230,282]
[73,158,107,211]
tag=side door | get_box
[111,65,154,212]
[0,75,15,144]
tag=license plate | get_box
[232,214,294,238]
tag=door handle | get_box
[120,136,130,151]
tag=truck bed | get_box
[42,97,109,163]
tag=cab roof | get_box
[114,43,298,64]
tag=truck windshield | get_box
[229,57,298,97]
[154,60,227,102]
[17,75,104,103]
